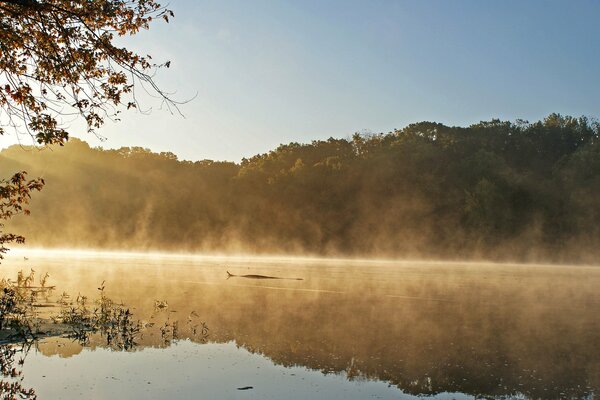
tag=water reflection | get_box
[1,254,598,399]
[0,343,36,399]
[0,271,152,399]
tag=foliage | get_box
[0,0,175,145]
[0,172,44,259]
[2,114,599,263]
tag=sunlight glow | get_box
[6,247,592,269]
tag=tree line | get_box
[1,113,598,263]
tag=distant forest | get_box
[1,114,599,263]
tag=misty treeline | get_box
[1,113,599,263]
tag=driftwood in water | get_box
[226,271,303,281]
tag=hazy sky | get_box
[2,0,599,161]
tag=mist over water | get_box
[1,115,599,399]
[0,0,598,398]
[1,251,598,399]
[2,114,600,264]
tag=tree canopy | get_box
[0,0,174,145]
[3,114,598,263]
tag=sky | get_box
[2,0,600,162]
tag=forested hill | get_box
[1,113,599,263]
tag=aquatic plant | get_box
[0,275,41,342]
[0,270,208,397]
[54,282,141,350]
[0,274,43,399]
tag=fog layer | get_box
[1,114,599,263]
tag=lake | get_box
[1,250,598,399]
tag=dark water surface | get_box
[2,251,599,399]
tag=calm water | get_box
[1,251,599,399]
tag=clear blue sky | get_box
[2,0,600,161]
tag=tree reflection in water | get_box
[0,263,597,400]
